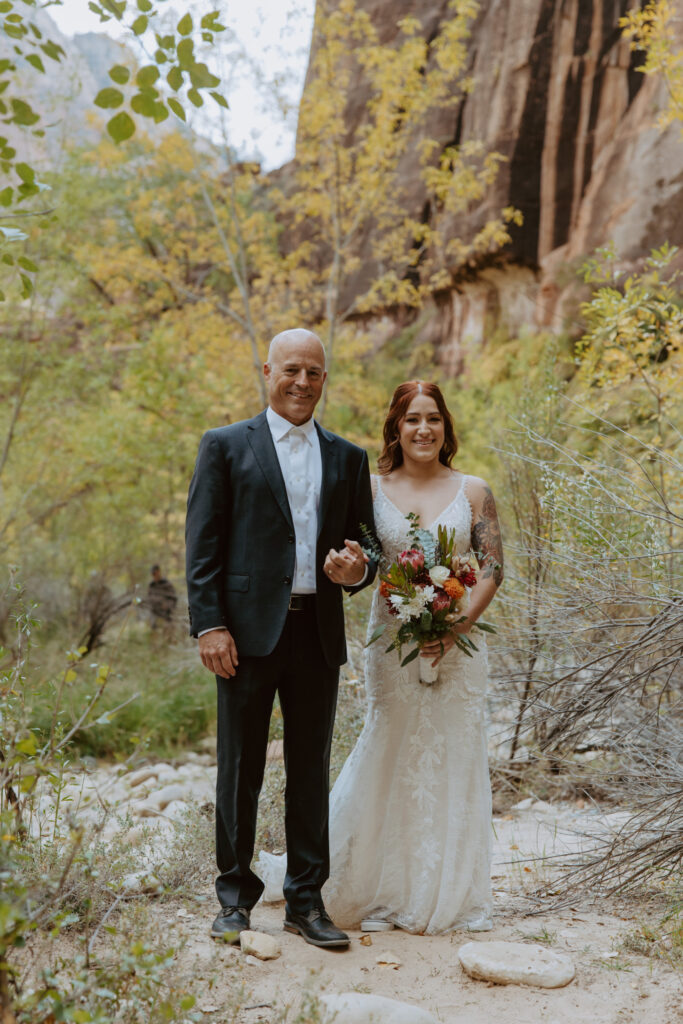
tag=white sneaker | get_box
[360,917,395,932]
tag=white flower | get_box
[429,565,451,587]
[390,589,432,622]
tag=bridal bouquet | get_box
[364,514,495,685]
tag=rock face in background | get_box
[302,0,683,364]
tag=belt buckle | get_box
[288,594,300,611]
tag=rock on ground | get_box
[321,992,438,1023]
[239,930,281,961]
[458,940,575,988]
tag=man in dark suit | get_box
[185,328,377,949]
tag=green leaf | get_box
[136,64,160,87]
[137,0,152,9]
[176,38,194,68]
[189,62,219,89]
[131,90,159,117]
[153,49,168,64]
[15,162,35,183]
[166,65,183,91]
[177,12,193,35]
[106,110,135,143]
[167,97,185,121]
[9,99,39,126]
[109,64,130,84]
[19,272,33,297]
[40,40,65,62]
[18,256,38,272]
[131,14,148,35]
[16,735,37,756]
[1,253,14,265]
[187,87,203,108]
[26,54,45,73]
[94,87,124,109]
[210,90,228,109]
[474,621,496,633]
[401,647,420,667]
[365,625,386,647]
[0,287,5,301]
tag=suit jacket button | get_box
[288,534,294,543]
[283,576,292,584]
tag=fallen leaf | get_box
[360,934,373,946]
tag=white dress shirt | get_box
[265,405,322,594]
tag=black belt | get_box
[288,593,315,612]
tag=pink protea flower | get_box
[397,549,424,573]
[431,589,451,613]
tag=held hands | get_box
[198,628,239,679]
[324,539,368,586]
[420,620,472,667]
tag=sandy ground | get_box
[131,804,682,1024]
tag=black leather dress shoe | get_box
[211,906,250,942]
[284,907,349,948]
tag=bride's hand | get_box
[421,622,472,666]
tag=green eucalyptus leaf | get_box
[365,625,386,647]
[131,14,148,35]
[401,647,420,667]
[187,87,203,108]
[0,187,12,206]
[18,256,38,272]
[210,90,229,109]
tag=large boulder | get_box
[458,939,575,988]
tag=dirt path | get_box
[140,804,681,1023]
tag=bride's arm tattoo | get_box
[472,486,504,586]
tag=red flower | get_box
[397,549,424,573]
[431,589,451,613]
[460,569,478,588]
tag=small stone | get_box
[458,940,575,988]
[360,934,373,946]
[321,993,437,1023]
[376,950,402,967]
[513,797,533,810]
[240,930,281,960]
[244,954,262,967]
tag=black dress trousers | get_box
[214,600,339,915]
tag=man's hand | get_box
[324,539,368,586]
[198,628,239,678]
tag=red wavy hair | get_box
[377,381,458,474]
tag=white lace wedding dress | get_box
[257,474,493,933]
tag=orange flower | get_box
[379,580,395,599]
[443,577,465,601]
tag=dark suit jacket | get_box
[185,410,378,667]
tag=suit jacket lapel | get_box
[316,423,338,539]
[247,412,294,530]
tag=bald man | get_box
[186,329,378,948]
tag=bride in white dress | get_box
[258,380,504,934]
